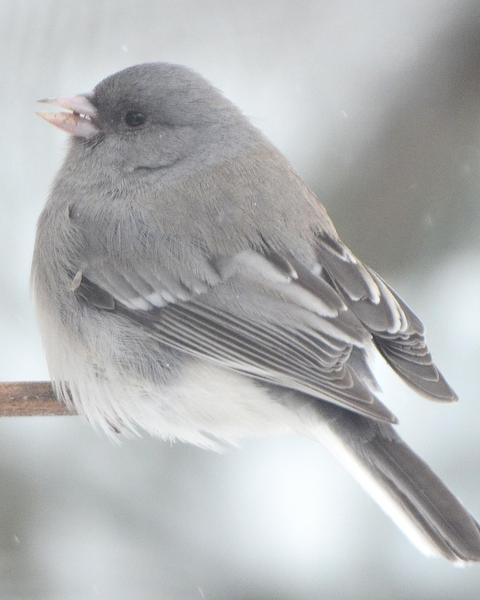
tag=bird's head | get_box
[37,63,253,177]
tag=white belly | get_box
[52,351,305,449]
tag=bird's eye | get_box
[124,111,146,127]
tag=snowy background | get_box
[1,0,480,598]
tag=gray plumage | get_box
[32,63,480,563]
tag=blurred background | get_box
[1,0,480,598]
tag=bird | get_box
[33,62,480,563]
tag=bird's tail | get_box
[309,403,480,564]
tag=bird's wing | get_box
[315,232,456,401]
[72,235,455,425]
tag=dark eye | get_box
[124,111,146,127]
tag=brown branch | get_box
[0,382,73,417]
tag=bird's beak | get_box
[36,95,99,137]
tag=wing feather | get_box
[72,229,456,425]
[73,251,398,423]
[316,233,457,401]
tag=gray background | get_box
[1,0,479,598]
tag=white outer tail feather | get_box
[314,421,440,559]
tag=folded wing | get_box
[316,232,457,401]
[74,247,397,423]
[72,233,456,426]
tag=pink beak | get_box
[36,95,99,137]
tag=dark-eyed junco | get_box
[33,63,480,563]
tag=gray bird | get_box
[33,63,480,563]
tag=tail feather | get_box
[313,404,480,563]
